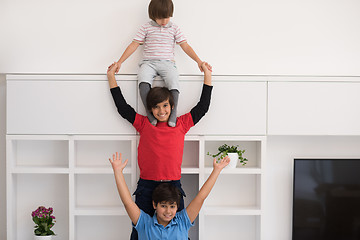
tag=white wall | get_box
[1,0,360,75]
[0,74,6,240]
[2,0,360,239]
[265,136,360,240]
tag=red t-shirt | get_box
[133,113,194,181]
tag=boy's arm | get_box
[114,41,140,73]
[180,42,202,70]
[107,63,136,124]
[202,62,212,86]
[180,42,212,72]
[107,62,119,88]
[109,152,141,225]
[190,62,213,125]
[186,157,230,223]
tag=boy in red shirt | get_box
[107,61,212,239]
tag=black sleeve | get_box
[190,84,213,125]
[110,86,136,124]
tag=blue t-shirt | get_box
[134,208,194,239]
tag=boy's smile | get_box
[153,201,178,226]
[151,99,173,122]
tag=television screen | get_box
[292,159,360,240]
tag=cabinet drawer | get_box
[137,81,267,135]
[268,82,360,135]
[7,80,137,134]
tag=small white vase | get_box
[226,153,238,168]
[34,235,52,240]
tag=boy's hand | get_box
[107,62,121,73]
[213,156,230,171]
[115,62,121,73]
[201,62,212,75]
[109,152,128,172]
[198,61,212,72]
[107,62,118,76]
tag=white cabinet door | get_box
[268,82,360,135]
[184,81,267,135]
[7,80,137,134]
[137,80,267,135]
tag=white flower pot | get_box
[34,236,52,240]
[226,153,238,168]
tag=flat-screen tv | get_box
[292,159,360,240]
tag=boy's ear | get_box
[152,201,157,209]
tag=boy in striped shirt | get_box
[111,0,211,127]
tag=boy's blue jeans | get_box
[130,178,186,240]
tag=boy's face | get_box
[151,99,173,122]
[153,201,178,226]
[155,17,170,27]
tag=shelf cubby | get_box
[202,215,261,240]
[75,174,131,209]
[12,173,69,240]
[75,216,132,240]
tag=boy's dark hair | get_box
[148,0,174,21]
[146,87,174,110]
[152,183,181,208]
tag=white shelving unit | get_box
[6,74,266,240]
[6,134,265,240]
[6,135,137,240]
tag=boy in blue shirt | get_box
[109,152,230,239]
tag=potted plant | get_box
[31,206,56,240]
[207,144,248,168]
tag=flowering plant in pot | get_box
[32,206,56,239]
[207,144,248,168]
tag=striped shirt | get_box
[133,21,186,61]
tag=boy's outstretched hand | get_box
[109,152,128,172]
[201,62,212,75]
[213,156,230,171]
[107,62,119,76]
[199,61,212,73]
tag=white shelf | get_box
[204,167,262,174]
[74,167,132,174]
[74,207,128,216]
[181,168,200,174]
[202,206,261,216]
[11,167,70,174]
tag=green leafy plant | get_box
[32,206,56,236]
[207,144,248,166]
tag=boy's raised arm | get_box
[201,62,212,86]
[180,43,212,73]
[109,152,140,225]
[107,62,119,89]
[186,157,230,223]
[190,62,213,125]
[107,63,136,124]
[115,41,140,73]
[180,42,202,71]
